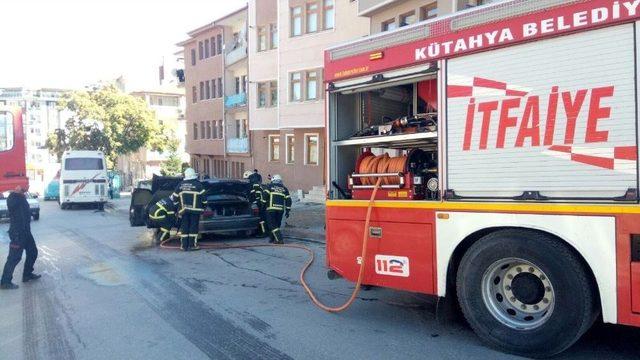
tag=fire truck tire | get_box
[456,229,598,358]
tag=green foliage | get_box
[160,150,183,177]
[47,84,170,167]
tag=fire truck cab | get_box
[324,0,640,357]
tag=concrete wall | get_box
[278,0,369,129]
[248,0,278,130]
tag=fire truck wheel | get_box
[456,229,598,358]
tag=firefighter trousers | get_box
[257,205,267,236]
[1,232,38,285]
[265,210,284,244]
[179,212,201,250]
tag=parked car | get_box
[0,192,40,221]
[44,178,60,201]
[129,175,260,236]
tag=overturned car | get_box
[130,175,260,236]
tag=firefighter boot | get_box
[190,235,200,251]
[272,228,284,244]
[180,235,189,251]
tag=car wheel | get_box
[456,229,599,358]
[97,203,105,211]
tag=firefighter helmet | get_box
[243,170,253,179]
[184,167,197,180]
[271,174,283,184]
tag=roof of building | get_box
[176,5,248,47]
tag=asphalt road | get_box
[1,200,640,360]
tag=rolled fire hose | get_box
[358,154,407,186]
[159,177,384,313]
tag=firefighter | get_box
[171,168,207,251]
[148,197,178,243]
[244,170,266,237]
[261,174,292,244]
[1,185,41,290]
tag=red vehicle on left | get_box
[0,107,29,193]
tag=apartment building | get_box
[180,7,252,180]
[248,0,370,192]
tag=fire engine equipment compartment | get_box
[328,75,439,201]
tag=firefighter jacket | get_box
[171,179,207,214]
[249,183,264,205]
[261,183,292,214]
[148,197,177,222]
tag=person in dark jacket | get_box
[1,185,41,290]
[261,175,292,244]
[171,168,207,251]
[148,197,178,243]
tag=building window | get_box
[210,36,216,56]
[212,120,218,139]
[270,24,278,49]
[269,135,280,161]
[290,69,322,102]
[291,72,302,102]
[324,0,335,29]
[191,49,196,65]
[234,119,241,138]
[216,35,223,55]
[285,134,295,164]
[212,80,217,98]
[420,2,438,20]
[217,120,223,139]
[193,123,198,140]
[258,26,267,51]
[198,41,204,60]
[192,86,197,103]
[400,11,416,27]
[206,121,212,139]
[217,78,223,97]
[307,3,319,33]
[306,71,318,100]
[199,82,204,100]
[205,80,211,99]
[270,81,278,106]
[204,39,210,58]
[200,121,205,139]
[382,18,396,32]
[235,77,241,94]
[305,134,319,165]
[258,83,267,107]
[291,7,303,36]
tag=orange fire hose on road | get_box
[159,178,383,313]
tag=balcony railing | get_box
[225,44,247,66]
[226,137,249,153]
[224,92,247,109]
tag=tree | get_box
[47,84,170,167]
[160,151,183,177]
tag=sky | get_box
[0,0,247,90]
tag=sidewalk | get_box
[284,202,326,243]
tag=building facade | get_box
[0,87,74,194]
[179,0,493,193]
[117,88,188,188]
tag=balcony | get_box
[226,137,249,153]
[358,0,399,16]
[225,43,247,66]
[225,92,247,109]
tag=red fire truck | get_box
[0,107,28,192]
[324,0,640,356]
